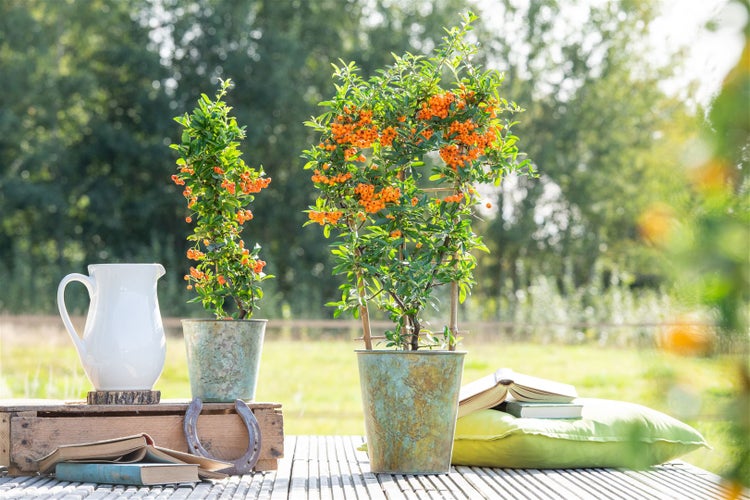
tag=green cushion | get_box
[452,398,709,469]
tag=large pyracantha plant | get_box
[171,79,273,320]
[304,13,534,350]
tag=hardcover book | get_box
[497,399,583,419]
[54,462,199,486]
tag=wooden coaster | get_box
[86,390,161,405]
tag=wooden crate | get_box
[0,399,283,476]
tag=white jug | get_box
[57,263,167,391]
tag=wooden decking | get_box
[1,435,747,499]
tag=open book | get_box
[458,368,578,418]
[36,433,230,480]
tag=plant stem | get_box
[356,268,372,350]
[449,279,458,351]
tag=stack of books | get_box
[458,368,583,419]
[36,433,230,486]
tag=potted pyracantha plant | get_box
[303,13,533,474]
[171,78,273,403]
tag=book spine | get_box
[54,463,145,485]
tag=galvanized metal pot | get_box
[182,319,266,402]
[356,350,466,474]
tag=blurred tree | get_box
[470,0,699,311]
[0,0,715,323]
[0,0,175,312]
[657,0,748,485]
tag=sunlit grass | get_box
[0,330,745,480]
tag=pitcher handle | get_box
[57,272,94,357]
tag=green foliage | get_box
[171,79,273,319]
[473,0,698,300]
[0,0,727,343]
[0,0,182,313]
[304,13,533,349]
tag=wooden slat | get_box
[269,436,294,500]
[537,469,612,500]
[631,464,748,500]
[334,435,368,499]
[442,467,491,499]
[490,468,562,499]
[288,433,309,499]
[454,466,508,499]
[346,436,387,500]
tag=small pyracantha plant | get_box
[171,79,273,319]
[303,12,533,350]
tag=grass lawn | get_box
[1,329,746,481]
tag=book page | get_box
[145,446,230,477]
[507,372,577,402]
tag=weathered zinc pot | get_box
[182,319,266,402]
[356,350,466,474]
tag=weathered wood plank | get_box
[630,464,745,500]
[533,469,602,500]
[288,434,308,499]
[333,435,369,499]
[440,468,490,499]
[86,390,161,405]
[453,466,507,499]
[322,434,346,500]
[1,400,284,475]
[344,436,386,500]
[268,436,294,500]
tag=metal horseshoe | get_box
[183,398,262,475]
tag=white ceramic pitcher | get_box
[57,263,167,391]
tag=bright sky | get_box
[653,0,746,105]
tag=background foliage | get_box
[0,0,746,341]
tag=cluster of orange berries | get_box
[310,168,352,186]
[237,208,254,224]
[331,109,378,149]
[321,108,406,161]
[380,126,397,147]
[186,248,204,260]
[439,120,498,170]
[439,144,472,170]
[249,259,266,274]
[308,210,344,226]
[221,178,236,194]
[442,193,464,204]
[240,173,271,194]
[354,183,401,213]
[417,92,457,120]
[184,266,207,289]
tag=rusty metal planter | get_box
[356,350,465,474]
[182,319,266,403]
